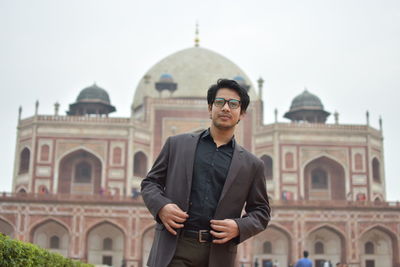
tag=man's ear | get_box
[208,104,212,119]
[237,111,246,124]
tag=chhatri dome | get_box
[284,89,330,123]
[67,83,116,116]
[132,46,258,110]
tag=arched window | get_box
[365,241,374,254]
[372,158,381,183]
[40,144,50,162]
[50,235,60,249]
[17,188,27,194]
[263,241,272,254]
[134,152,148,177]
[355,153,363,170]
[75,161,92,183]
[285,152,294,169]
[103,237,113,250]
[315,241,324,254]
[260,155,273,180]
[112,147,122,165]
[311,168,328,189]
[357,193,366,201]
[19,148,30,174]
[39,185,48,194]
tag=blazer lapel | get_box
[217,144,244,204]
[184,131,203,193]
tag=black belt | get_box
[181,229,213,243]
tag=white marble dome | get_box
[132,47,258,109]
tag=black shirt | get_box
[184,129,234,231]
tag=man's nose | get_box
[221,102,231,110]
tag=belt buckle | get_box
[198,230,208,243]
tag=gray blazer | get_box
[141,131,271,267]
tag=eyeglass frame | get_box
[213,98,241,109]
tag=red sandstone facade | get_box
[1,46,399,267]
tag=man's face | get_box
[208,88,245,130]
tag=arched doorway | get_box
[134,151,148,178]
[87,222,124,267]
[58,149,102,195]
[304,156,345,200]
[19,147,30,174]
[141,226,155,267]
[0,219,15,237]
[252,225,290,267]
[305,226,345,265]
[31,220,69,257]
[260,155,273,181]
[359,227,397,267]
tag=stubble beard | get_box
[212,118,237,130]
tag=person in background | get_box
[294,251,312,267]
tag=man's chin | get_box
[213,122,236,130]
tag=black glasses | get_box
[213,98,241,109]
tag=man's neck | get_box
[209,125,235,147]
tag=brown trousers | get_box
[168,235,211,267]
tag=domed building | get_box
[284,89,330,123]
[68,83,116,116]
[1,42,399,267]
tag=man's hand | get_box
[158,203,189,235]
[210,219,239,244]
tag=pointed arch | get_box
[29,218,71,241]
[252,223,293,266]
[85,219,127,238]
[57,148,102,194]
[86,220,126,266]
[134,151,148,177]
[29,218,70,257]
[359,224,399,267]
[0,217,15,237]
[354,153,363,170]
[372,157,381,183]
[260,154,273,180]
[303,156,346,200]
[306,224,347,263]
[301,153,347,171]
[141,224,156,267]
[40,144,50,162]
[19,147,31,174]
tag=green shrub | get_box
[0,233,93,267]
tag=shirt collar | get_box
[202,128,235,148]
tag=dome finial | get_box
[194,21,200,47]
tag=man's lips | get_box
[218,114,232,119]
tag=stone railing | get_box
[0,192,142,205]
[270,199,400,209]
[259,122,380,134]
[20,115,131,125]
[1,192,398,209]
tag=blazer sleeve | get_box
[140,137,173,223]
[234,159,271,243]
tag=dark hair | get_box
[207,79,250,113]
[303,250,309,258]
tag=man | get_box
[141,79,271,267]
[294,251,312,267]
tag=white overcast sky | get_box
[0,0,399,200]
